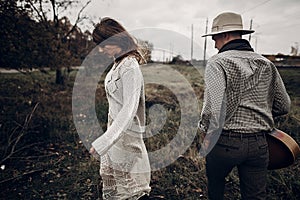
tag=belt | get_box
[221,130,269,139]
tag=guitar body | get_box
[266,129,300,170]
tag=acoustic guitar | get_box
[266,129,300,170]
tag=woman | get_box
[89,17,151,200]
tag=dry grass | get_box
[0,65,299,199]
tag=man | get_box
[199,12,291,200]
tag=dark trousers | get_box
[206,133,269,200]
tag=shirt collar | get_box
[219,39,254,53]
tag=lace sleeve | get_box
[92,60,143,155]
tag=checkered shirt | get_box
[199,50,291,134]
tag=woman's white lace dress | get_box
[92,56,151,199]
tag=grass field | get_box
[0,65,299,199]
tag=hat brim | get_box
[202,29,254,37]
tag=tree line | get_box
[0,0,153,85]
[0,0,98,84]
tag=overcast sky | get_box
[75,0,300,60]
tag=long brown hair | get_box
[92,17,145,64]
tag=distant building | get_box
[262,54,300,67]
[169,55,192,66]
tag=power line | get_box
[255,21,300,33]
[241,0,272,14]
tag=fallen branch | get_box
[0,169,44,185]
[0,103,40,165]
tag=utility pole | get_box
[191,24,194,62]
[249,19,253,42]
[169,43,173,61]
[203,18,208,66]
[255,37,258,52]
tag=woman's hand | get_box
[89,147,96,155]
[89,147,101,160]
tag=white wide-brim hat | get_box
[202,12,254,37]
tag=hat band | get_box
[212,24,243,32]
